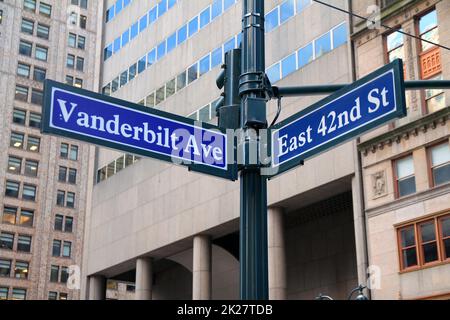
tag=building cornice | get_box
[358,107,450,155]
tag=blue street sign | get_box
[42,80,237,181]
[270,59,406,177]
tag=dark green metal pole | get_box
[239,0,268,300]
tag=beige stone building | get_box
[0,0,100,300]
[352,0,450,300]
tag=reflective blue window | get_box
[298,43,313,68]
[188,17,199,37]
[237,33,242,47]
[167,32,177,53]
[120,70,128,87]
[297,0,311,12]
[104,44,113,61]
[157,41,166,60]
[267,63,281,83]
[149,7,157,24]
[224,0,234,11]
[333,23,347,49]
[315,32,331,58]
[177,25,187,45]
[224,37,235,53]
[106,7,115,22]
[147,49,156,66]
[211,47,223,68]
[139,15,148,32]
[158,0,167,17]
[123,0,131,7]
[200,7,211,29]
[280,0,295,24]
[130,22,139,40]
[115,0,123,15]
[113,37,121,53]
[168,0,176,9]
[122,29,130,47]
[211,0,223,20]
[199,55,211,76]
[281,53,297,78]
[265,7,279,32]
[138,56,146,74]
[129,64,137,81]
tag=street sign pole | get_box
[239,0,268,300]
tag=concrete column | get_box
[192,235,211,300]
[268,207,287,300]
[88,275,106,300]
[135,257,153,300]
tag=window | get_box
[120,71,128,87]
[76,57,84,71]
[14,261,29,279]
[78,35,86,50]
[147,49,156,67]
[19,210,34,227]
[429,143,450,186]
[399,225,418,270]
[29,113,42,128]
[155,86,165,105]
[265,7,279,33]
[395,155,416,197]
[31,89,43,105]
[39,3,52,17]
[177,25,187,45]
[37,23,50,39]
[50,265,59,282]
[72,0,88,9]
[25,160,38,177]
[0,9,2,24]
[177,71,186,91]
[35,46,48,61]
[166,79,175,99]
[10,132,24,149]
[19,40,32,57]
[267,62,281,84]
[12,289,26,300]
[138,56,146,74]
[70,145,78,160]
[22,184,36,201]
[60,143,69,158]
[48,292,57,300]
[2,207,17,225]
[27,136,40,152]
[280,0,295,24]
[65,217,74,233]
[61,267,69,283]
[17,63,31,78]
[13,109,26,125]
[158,0,167,17]
[297,0,311,12]
[0,259,11,277]
[0,233,14,250]
[67,54,75,68]
[139,14,147,32]
[8,156,22,174]
[55,215,64,231]
[200,7,210,29]
[157,42,166,60]
[281,53,297,78]
[333,23,348,49]
[5,181,20,198]
[419,10,439,52]
[33,67,46,82]
[188,17,198,37]
[67,192,75,208]
[0,287,7,300]
[199,55,210,77]
[425,75,445,113]
[129,63,137,81]
[58,166,67,182]
[52,240,61,256]
[68,169,77,184]
[57,190,65,206]
[397,214,450,271]
[167,33,176,54]
[68,33,76,47]
[63,241,72,258]
[188,63,198,84]
[315,32,331,58]
[21,19,34,35]
[24,0,36,12]
[15,85,28,101]
[211,47,223,69]
[211,0,223,20]
[386,30,404,62]
[198,105,210,123]
[17,235,32,252]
